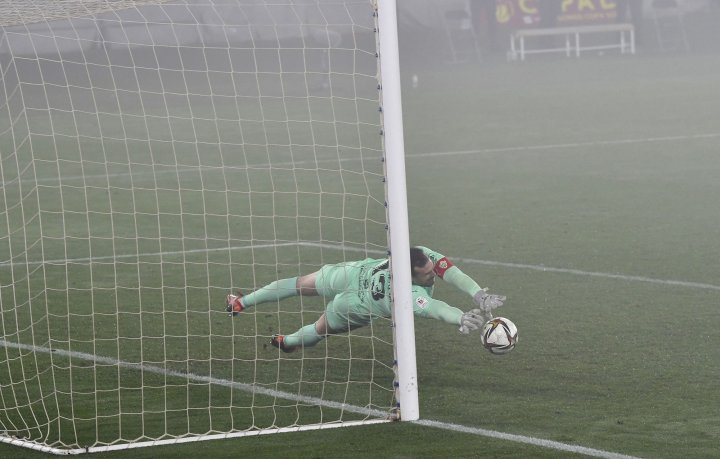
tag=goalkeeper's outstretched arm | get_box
[416,246,483,295]
[442,265,505,315]
[413,246,506,318]
[412,297,485,335]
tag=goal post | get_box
[0,0,417,454]
[376,0,419,422]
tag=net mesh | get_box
[0,0,394,451]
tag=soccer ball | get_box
[480,317,518,355]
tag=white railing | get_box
[509,23,635,61]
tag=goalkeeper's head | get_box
[410,247,435,287]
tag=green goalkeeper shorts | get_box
[324,291,372,332]
[314,261,364,297]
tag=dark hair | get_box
[409,247,429,274]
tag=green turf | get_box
[2,47,720,458]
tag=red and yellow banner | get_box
[496,0,620,28]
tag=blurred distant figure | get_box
[540,0,563,29]
[470,0,499,55]
[616,0,644,44]
[539,0,563,48]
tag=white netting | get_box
[0,0,173,27]
[0,0,395,452]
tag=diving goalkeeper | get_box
[226,246,506,353]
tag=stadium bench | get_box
[509,23,635,61]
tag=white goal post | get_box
[0,0,417,454]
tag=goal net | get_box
[0,0,414,453]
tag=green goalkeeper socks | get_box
[284,324,324,348]
[241,277,298,308]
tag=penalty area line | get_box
[0,339,639,459]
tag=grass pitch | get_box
[2,50,720,458]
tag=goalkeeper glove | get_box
[458,309,485,335]
[473,288,505,319]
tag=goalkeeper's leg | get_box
[226,278,299,316]
[232,261,357,313]
[279,309,336,351]
[241,277,300,308]
[277,323,324,351]
[272,314,329,352]
[277,293,369,351]
[230,271,322,314]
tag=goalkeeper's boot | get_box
[271,334,297,353]
[226,292,244,317]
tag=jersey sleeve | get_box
[418,246,483,297]
[417,246,453,279]
[411,288,463,325]
[442,266,483,298]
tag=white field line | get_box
[3,132,719,186]
[0,339,641,459]
[0,338,386,419]
[413,419,641,459]
[453,256,720,292]
[298,242,720,292]
[406,132,720,159]
[0,242,299,268]
[2,241,719,292]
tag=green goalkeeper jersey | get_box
[348,246,484,326]
[411,246,484,325]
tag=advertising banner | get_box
[496,0,620,29]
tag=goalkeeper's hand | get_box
[473,288,506,318]
[458,309,485,335]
